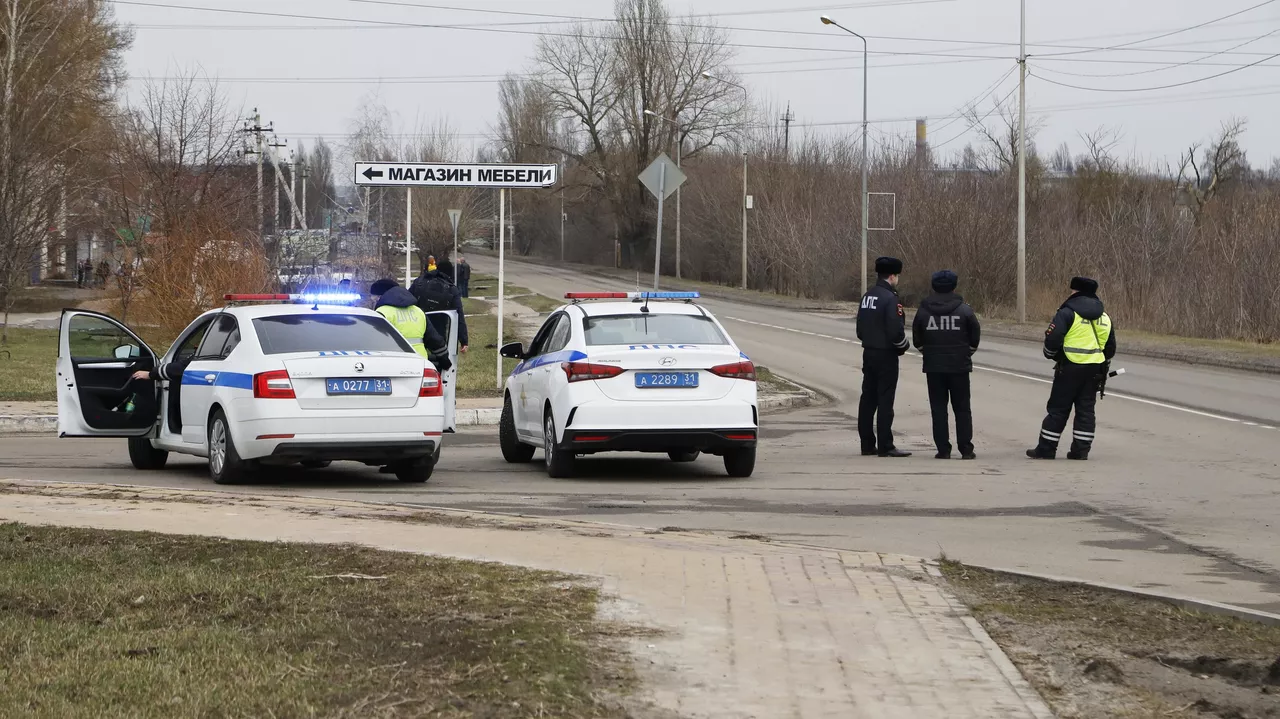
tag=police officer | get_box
[857,256,911,457]
[912,270,981,460]
[370,279,452,373]
[1027,276,1117,460]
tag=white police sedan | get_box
[498,292,759,478]
[55,294,458,484]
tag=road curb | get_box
[0,393,813,436]
[953,562,1280,627]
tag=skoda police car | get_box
[498,292,759,478]
[55,293,459,484]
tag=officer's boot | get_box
[1066,441,1091,461]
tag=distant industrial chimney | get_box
[915,118,927,159]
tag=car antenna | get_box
[641,293,651,314]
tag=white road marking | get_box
[722,314,1248,425]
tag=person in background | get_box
[456,255,472,298]
[425,255,437,273]
[369,278,451,373]
[95,260,109,288]
[410,260,469,354]
[912,270,981,460]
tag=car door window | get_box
[543,315,572,355]
[172,319,212,364]
[195,314,237,360]
[526,315,562,358]
[67,315,141,362]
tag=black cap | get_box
[436,260,454,278]
[369,278,397,296]
[1070,276,1099,295]
[875,256,903,275]
[931,270,958,293]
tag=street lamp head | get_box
[701,71,715,80]
[820,15,834,25]
[643,109,658,117]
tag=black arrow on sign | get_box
[362,167,384,180]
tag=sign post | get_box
[405,187,413,287]
[355,162,557,391]
[637,154,686,291]
[448,208,462,284]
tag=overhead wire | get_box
[1030,49,1280,92]
[1032,27,1280,78]
[1031,0,1279,58]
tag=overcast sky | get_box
[114,0,1280,174]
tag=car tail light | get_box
[562,361,624,383]
[420,368,443,397]
[711,361,756,381]
[253,370,295,399]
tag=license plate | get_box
[634,371,699,388]
[325,378,392,395]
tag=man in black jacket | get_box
[912,270,981,460]
[456,255,472,298]
[856,256,911,457]
[410,261,469,354]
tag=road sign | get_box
[638,154,686,201]
[447,209,462,234]
[354,162,557,188]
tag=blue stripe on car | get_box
[180,370,254,389]
[512,349,588,376]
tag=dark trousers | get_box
[1036,364,1100,453]
[926,372,973,455]
[858,351,900,453]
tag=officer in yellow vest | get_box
[1028,277,1116,460]
[369,279,451,373]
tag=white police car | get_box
[55,293,459,484]
[498,292,758,478]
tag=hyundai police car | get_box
[498,292,759,478]
[55,294,459,484]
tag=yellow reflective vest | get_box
[1062,312,1112,365]
[376,305,430,359]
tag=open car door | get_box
[424,309,460,432]
[57,310,159,438]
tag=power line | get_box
[1032,0,1280,58]
[1030,49,1280,92]
[1031,27,1280,79]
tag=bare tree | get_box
[1174,118,1247,220]
[0,0,128,339]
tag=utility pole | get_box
[781,103,795,157]
[240,110,273,242]
[300,161,308,231]
[741,152,748,290]
[1017,0,1027,323]
[268,136,287,235]
[559,161,566,263]
[290,150,299,231]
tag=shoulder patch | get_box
[1046,322,1056,335]
[897,304,904,317]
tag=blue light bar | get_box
[294,292,362,305]
[638,291,699,299]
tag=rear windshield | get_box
[583,313,728,346]
[252,314,413,355]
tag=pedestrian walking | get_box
[1027,277,1117,460]
[456,255,472,298]
[912,270,981,460]
[856,256,911,457]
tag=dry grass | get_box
[0,523,634,719]
[941,562,1280,718]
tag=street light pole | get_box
[1017,0,1027,323]
[821,16,870,296]
[698,73,751,289]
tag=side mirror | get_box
[113,344,141,360]
[499,342,526,360]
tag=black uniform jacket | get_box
[911,292,981,373]
[856,279,909,355]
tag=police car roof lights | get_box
[224,293,362,306]
[564,291,699,301]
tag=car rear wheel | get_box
[543,412,575,479]
[208,410,251,485]
[499,395,535,463]
[668,449,700,463]
[392,458,433,483]
[723,447,756,478]
[128,436,169,470]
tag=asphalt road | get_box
[3,255,1279,614]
